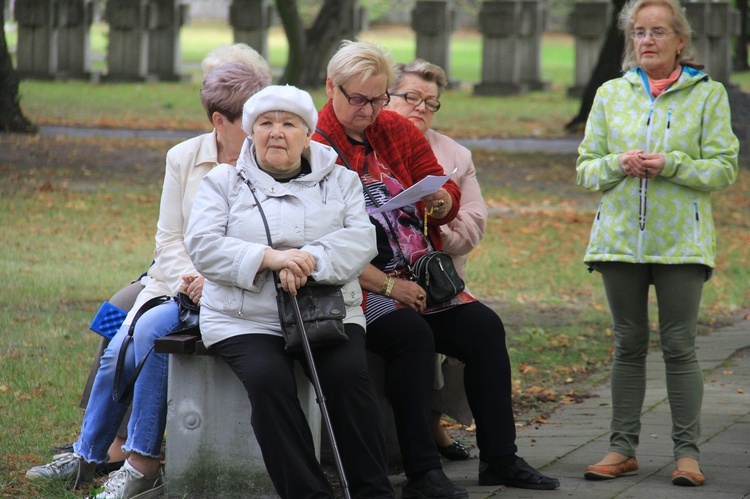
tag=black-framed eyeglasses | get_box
[338,85,390,108]
[630,29,674,41]
[390,92,441,113]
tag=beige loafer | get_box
[671,469,705,486]
[583,456,639,480]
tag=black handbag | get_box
[240,172,348,352]
[276,281,347,352]
[411,251,465,306]
[173,291,200,336]
[113,293,200,402]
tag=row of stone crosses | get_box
[12,0,738,95]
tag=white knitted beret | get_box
[241,85,318,137]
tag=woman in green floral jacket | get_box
[576,0,739,488]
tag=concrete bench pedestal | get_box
[158,337,321,498]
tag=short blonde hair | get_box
[618,0,695,71]
[390,59,448,97]
[201,43,273,82]
[326,40,396,88]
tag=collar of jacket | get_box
[236,139,339,193]
[624,64,710,95]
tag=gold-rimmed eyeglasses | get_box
[338,85,390,108]
[390,92,441,113]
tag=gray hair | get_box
[618,0,695,72]
[390,59,448,97]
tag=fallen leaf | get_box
[518,363,537,374]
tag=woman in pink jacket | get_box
[387,59,488,462]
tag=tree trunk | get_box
[0,8,37,133]
[565,0,627,132]
[734,0,749,71]
[278,0,356,88]
[276,0,306,85]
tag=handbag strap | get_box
[112,295,171,403]
[238,170,285,292]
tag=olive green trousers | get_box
[597,262,707,461]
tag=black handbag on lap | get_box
[240,172,348,352]
[410,251,465,306]
[276,280,347,352]
[173,291,200,336]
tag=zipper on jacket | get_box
[645,106,654,147]
[663,109,672,144]
[638,178,648,232]
[639,107,651,233]
[637,106,654,262]
[693,200,699,245]
[593,201,602,241]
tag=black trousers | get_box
[366,301,517,476]
[213,325,394,499]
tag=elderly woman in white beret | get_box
[184,85,394,498]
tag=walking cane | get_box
[289,292,352,499]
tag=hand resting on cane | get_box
[261,248,316,295]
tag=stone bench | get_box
[154,336,462,494]
[154,335,321,498]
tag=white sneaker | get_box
[89,460,164,499]
[25,452,95,488]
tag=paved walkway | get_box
[394,320,750,498]
[37,125,583,153]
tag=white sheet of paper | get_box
[370,167,458,214]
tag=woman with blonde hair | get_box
[577,0,738,486]
[314,40,560,498]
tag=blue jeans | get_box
[74,300,179,463]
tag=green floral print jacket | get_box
[577,65,739,268]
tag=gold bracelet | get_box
[381,276,395,298]
[379,276,390,295]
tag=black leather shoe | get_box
[437,440,470,461]
[478,457,560,490]
[403,468,469,498]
